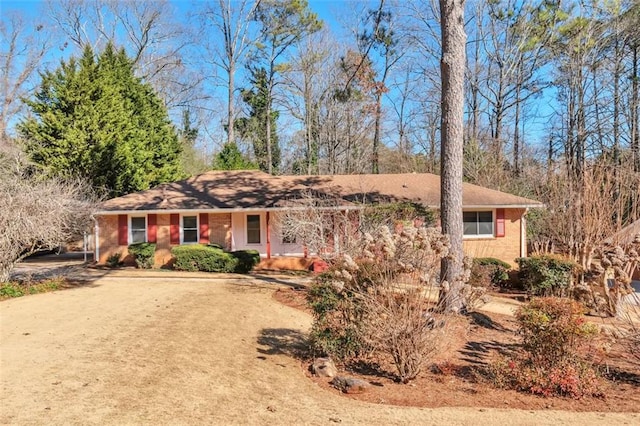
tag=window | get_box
[463,211,493,237]
[130,216,147,244]
[282,234,297,244]
[182,215,198,244]
[247,214,261,244]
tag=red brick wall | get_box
[463,208,525,267]
[98,213,173,267]
[97,215,121,264]
[209,213,232,250]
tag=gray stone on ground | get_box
[311,357,338,378]
[330,376,370,394]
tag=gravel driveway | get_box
[1,272,638,425]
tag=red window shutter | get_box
[118,214,128,246]
[495,208,505,238]
[199,213,209,244]
[148,214,157,243]
[170,214,180,245]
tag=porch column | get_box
[266,211,271,259]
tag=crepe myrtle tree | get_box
[0,143,97,282]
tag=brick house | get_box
[94,170,542,268]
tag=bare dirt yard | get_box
[1,267,639,425]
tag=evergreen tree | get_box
[236,67,280,172]
[19,43,183,197]
[178,109,208,176]
[212,142,258,171]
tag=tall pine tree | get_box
[236,67,280,173]
[19,43,183,197]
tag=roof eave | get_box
[96,203,543,216]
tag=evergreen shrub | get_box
[469,257,511,289]
[230,250,261,273]
[128,242,156,269]
[516,255,580,296]
[172,245,240,273]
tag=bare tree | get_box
[280,30,335,175]
[196,0,260,146]
[438,0,466,313]
[0,12,50,138]
[250,0,322,174]
[47,0,197,112]
[0,143,98,282]
[357,0,403,174]
[530,161,640,270]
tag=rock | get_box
[311,357,338,378]
[330,376,370,394]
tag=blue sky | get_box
[0,0,355,23]
[1,0,553,154]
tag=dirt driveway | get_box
[1,273,638,425]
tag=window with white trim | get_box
[463,211,493,237]
[130,216,147,244]
[247,214,261,244]
[182,215,198,244]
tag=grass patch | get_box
[0,277,67,300]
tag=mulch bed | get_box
[273,287,640,412]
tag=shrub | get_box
[307,276,368,361]
[516,255,580,296]
[106,252,122,268]
[490,297,602,398]
[172,244,239,273]
[128,242,156,269]
[361,286,445,383]
[307,225,453,382]
[230,250,261,273]
[469,257,511,289]
[516,297,598,366]
[0,282,24,298]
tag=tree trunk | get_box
[265,99,273,174]
[632,45,639,173]
[513,65,521,177]
[438,0,467,314]
[0,264,11,284]
[372,92,382,174]
[228,63,235,145]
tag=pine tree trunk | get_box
[266,98,273,174]
[372,92,382,174]
[438,0,467,314]
[228,63,235,145]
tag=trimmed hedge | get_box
[516,255,580,296]
[128,242,156,269]
[172,245,260,273]
[172,245,238,272]
[230,250,261,273]
[469,257,511,289]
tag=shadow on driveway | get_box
[257,328,309,359]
